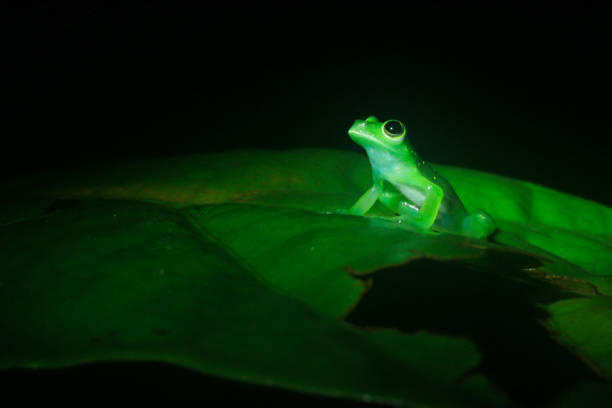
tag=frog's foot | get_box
[383,215,437,233]
[461,210,496,239]
[330,208,365,216]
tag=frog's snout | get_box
[348,119,366,140]
[352,116,379,129]
[351,119,365,128]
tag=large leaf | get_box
[1,200,501,406]
[2,149,612,405]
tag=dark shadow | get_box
[0,361,388,407]
[345,250,602,407]
[41,199,88,215]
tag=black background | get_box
[3,2,612,405]
[4,3,612,205]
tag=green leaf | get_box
[552,380,612,407]
[2,149,612,405]
[545,297,612,380]
[438,165,612,279]
[1,200,499,406]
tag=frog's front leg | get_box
[415,184,444,229]
[349,184,381,215]
[381,179,444,230]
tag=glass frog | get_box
[348,116,496,239]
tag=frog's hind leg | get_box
[378,190,416,216]
[378,189,435,230]
[379,181,444,230]
[461,209,496,239]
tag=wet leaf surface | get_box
[2,149,611,406]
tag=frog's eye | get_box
[383,120,406,139]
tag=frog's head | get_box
[348,116,410,153]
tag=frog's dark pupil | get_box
[384,121,403,136]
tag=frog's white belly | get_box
[393,183,447,213]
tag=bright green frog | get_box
[348,116,496,239]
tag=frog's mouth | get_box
[348,127,374,144]
[348,130,380,148]
[348,119,367,138]
[349,120,402,151]
[348,119,379,143]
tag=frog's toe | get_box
[461,210,496,239]
[331,208,361,216]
